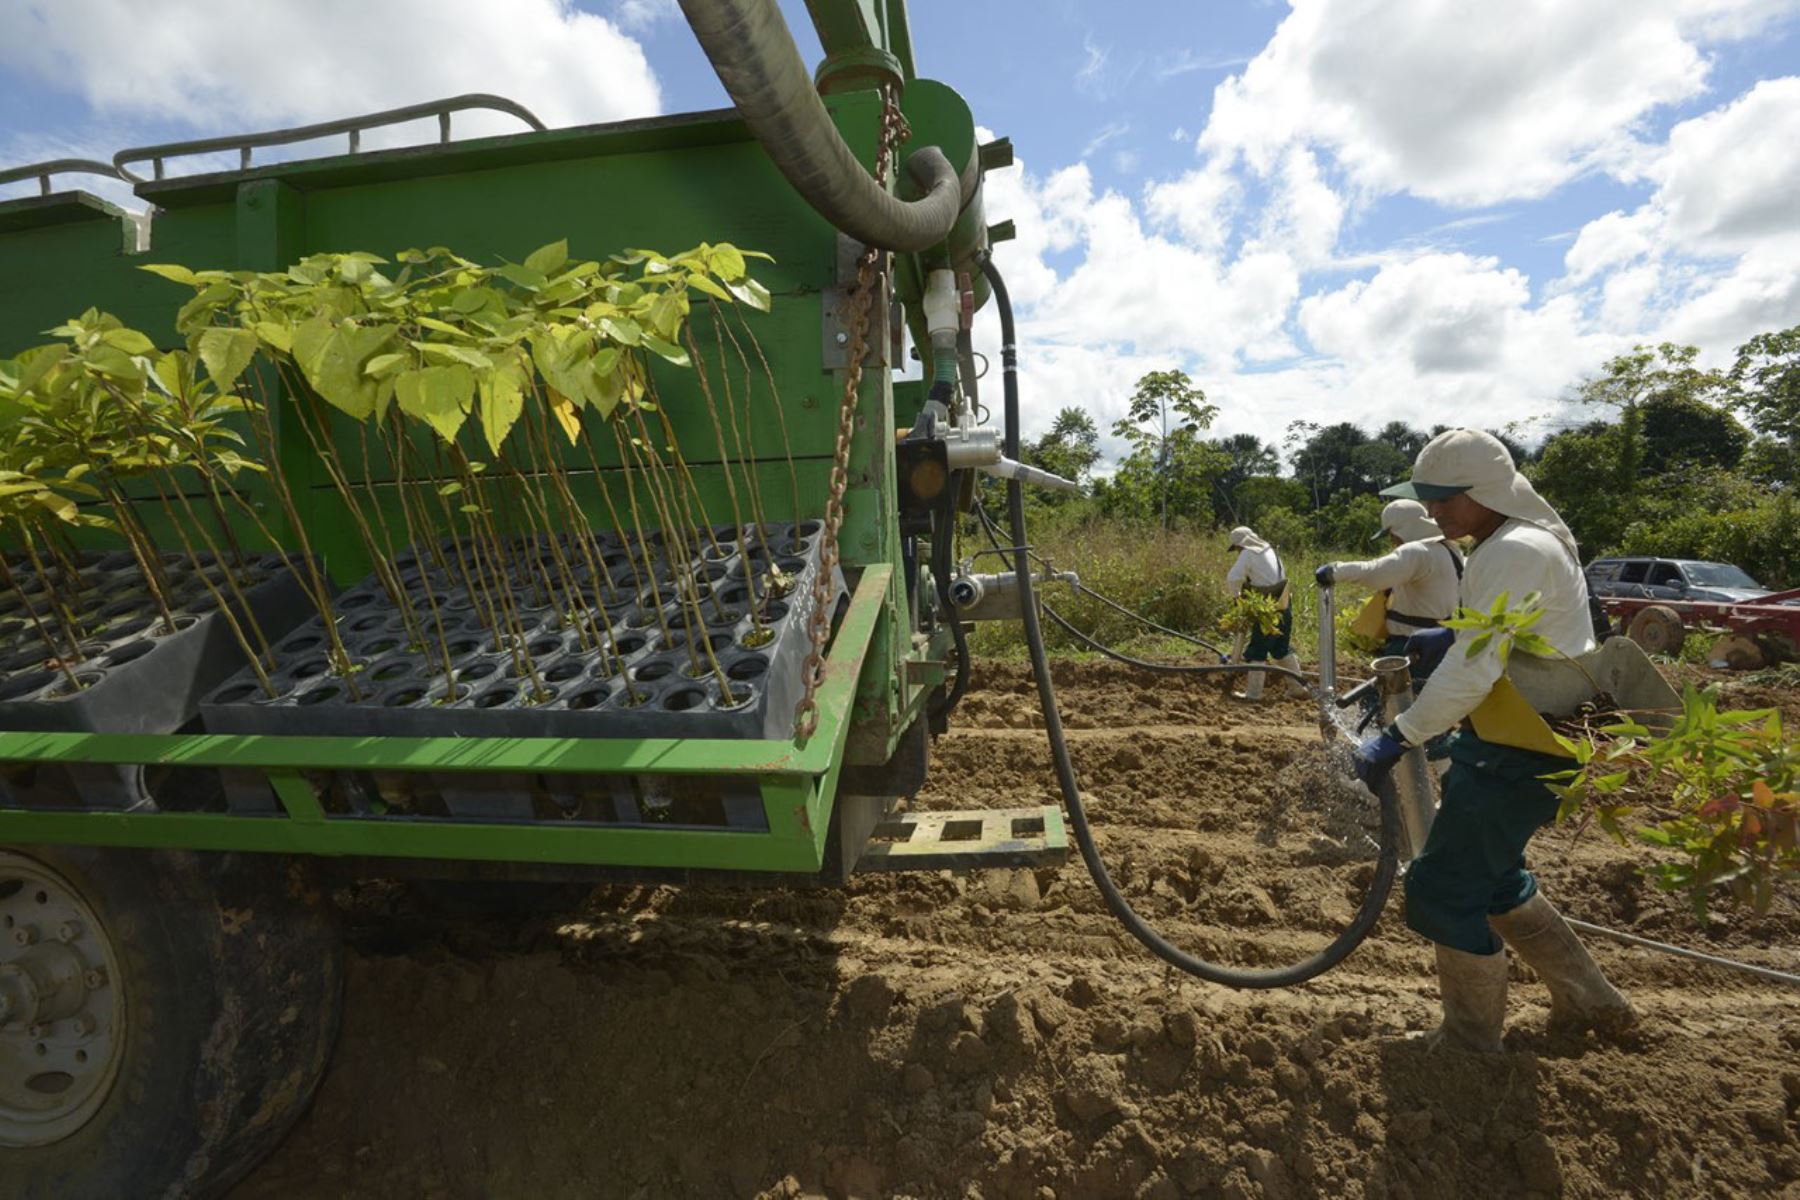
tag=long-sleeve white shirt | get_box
[1333,539,1463,636]
[1394,519,1596,745]
[1224,545,1284,593]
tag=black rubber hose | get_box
[677,0,963,253]
[930,470,970,721]
[978,252,1400,989]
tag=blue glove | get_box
[1404,627,1455,674]
[1315,563,1336,587]
[1353,727,1407,787]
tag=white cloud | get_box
[0,0,660,145]
[1654,76,1800,252]
[1557,76,1800,354]
[1199,0,1783,205]
[611,0,679,33]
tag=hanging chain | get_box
[794,86,910,741]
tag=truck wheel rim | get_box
[0,851,128,1148]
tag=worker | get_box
[1222,525,1304,701]
[1314,499,1464,670]
[1352,429,1633,1052]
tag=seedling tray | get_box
[200,522,844,743]
[0,550,317,807]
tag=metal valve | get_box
[947,568,1080,622]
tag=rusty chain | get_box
[794,86,910,741]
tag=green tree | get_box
[1025,406,1100,502]
[1730,324,1800,475]
[1574,342,1727,512]
[1208,432,1280,522]
[1640,393,1749,474]
[1110,370,1219,530]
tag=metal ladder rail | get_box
[0,159,131,197]
[111,93,549,183]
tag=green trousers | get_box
[1244,604,1293,661]
[1402,732,1566,955]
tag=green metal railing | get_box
[0,567,889,873]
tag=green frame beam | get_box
[0,568,889,874]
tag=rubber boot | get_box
[1275,653,1309,697]
[1231,668,1265,702]
[1489,893,1635,1036]
[1416,944,1508,1053]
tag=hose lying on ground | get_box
[979,252,1400,989]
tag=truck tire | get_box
[1626,605,1686,656]
[0,846,343,1199]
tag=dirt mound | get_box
[233,659,1800,1199]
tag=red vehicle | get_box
[1598,587,1800,667]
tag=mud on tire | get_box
[2,846,343,1200]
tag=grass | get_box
[964,517,1349,662]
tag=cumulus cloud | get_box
[1557,76,1800,354]
[0,0,661,143]
[1199,0,1781,206]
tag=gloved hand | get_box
[1404,627,1455,674]
[1353,727,1407,787]
[1314,563,1336,587]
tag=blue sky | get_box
[4,0,1799,460]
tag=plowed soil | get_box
[233,659,1800,1200]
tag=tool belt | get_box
[1467,637,1680,757]
[1244,577,1291,610]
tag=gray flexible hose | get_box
[677,0,964,252]
[1567,918,1800,987]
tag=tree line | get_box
[1016,324,1799,586]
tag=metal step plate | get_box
[854,804,1068,873]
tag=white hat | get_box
[1375,499,1443,544]
[1382,429,1577,562]
[1227,525,1269,552]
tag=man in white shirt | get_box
[1353,430,1633,1053]
[1222,526,1304,701]
[1316,500,1463,667]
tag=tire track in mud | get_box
[233,659,1800,1200]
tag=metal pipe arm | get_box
[677,0,963,252]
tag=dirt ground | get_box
[233,659,1800,1200]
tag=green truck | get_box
[0,3,1073,1193]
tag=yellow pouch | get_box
[1350,592,1389,642]
[1467,678,1571,758]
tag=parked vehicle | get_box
[1585,556,1771,604]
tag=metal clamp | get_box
[112,93,549,183]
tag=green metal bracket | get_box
[0,568,891,874]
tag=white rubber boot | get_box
[1275,653,1309,697]
[1416,944,1508,1053]
[1231,668,1265,702]
[1490,893,1635,1036]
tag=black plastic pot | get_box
[199,527,845,820]
[0,552,318,810]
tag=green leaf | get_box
[640,332,690,366]
[415,342,493,371]
[197,327,259,392]
[706,243,746,281]
[725,278,771,312]
[253,320,293,354]
[363,352,409,378]
[413,316,467,337]
[524,239,569,276]
[599,315,642,347]
[139,263,199,286]
[478,353,527,455]
[685,273,733,302]
[84,344,145,381]
[102,328,156,355]
[497,262,547,291]
[394,364,473,443]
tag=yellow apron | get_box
[1350,591,1389,642]
[1466,638,1681,757]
